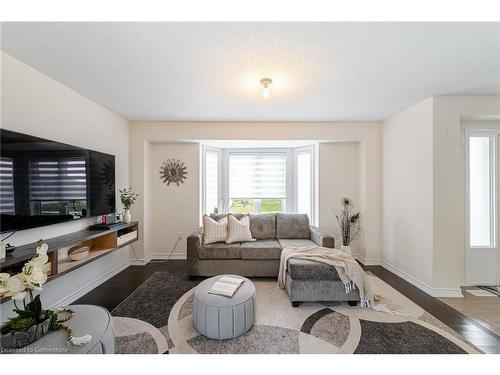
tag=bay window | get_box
[202,145,316,223]
[229,153,286,214]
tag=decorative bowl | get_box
[68,245,90,261]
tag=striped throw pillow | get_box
[226,214,255,243]
[203,214,228,244]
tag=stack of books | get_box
[208,276,245,297]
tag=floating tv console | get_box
[0,221,139,304]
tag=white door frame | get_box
[464,127,500,286]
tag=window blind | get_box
[229,153,286,199]
[0,157,15,214]
[205,150,219,214]
[30,158,87,201]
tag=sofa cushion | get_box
[241,239,282,260]
[278,239,317,248]
[226,214,254,243]
[276,214,310,239]
[202,214,228,244]
[287,258,341,281]
[249,214,276,239]
[199,243,241,259]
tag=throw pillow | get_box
[226,214,255,243]
[203,214,228,244]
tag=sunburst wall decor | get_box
[160,159,188,186]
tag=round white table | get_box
[192,275,256,339]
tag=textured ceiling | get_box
[1,22,499,121]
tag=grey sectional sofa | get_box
[187,213,334,278]
[187,213,360,306]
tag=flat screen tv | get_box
[0,129,116,233]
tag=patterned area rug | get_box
[111,272,481,354]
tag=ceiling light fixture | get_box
[260,78,272,98]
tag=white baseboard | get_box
[354,254,382,266]
[355,255,463,298]
[380,260,463,298]
[50,258,131,308]
[129,252,187,265]
[150,252,187,260]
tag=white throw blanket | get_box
[278,246,408,314]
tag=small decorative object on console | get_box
[160,158,188,186]
[334,197,361,255]
[68,245,90,261]
[119,187,139,224]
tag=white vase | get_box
[341,245,352,255]
[123,209,132,224]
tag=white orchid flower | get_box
[32,253,49,266]
[69,334,92,346]
[3,242,49,302]
[3,275,25,297]
[22,257,47,278]
[36,243,49,256]
[29,269,47,286]
[11,291,27,300]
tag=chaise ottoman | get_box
[285,259,360,307]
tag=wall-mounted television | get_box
[0,129,116,232]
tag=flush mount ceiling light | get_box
[260,78,272,98]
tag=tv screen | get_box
[0,129,116,232]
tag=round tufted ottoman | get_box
[21,305,115,354]
[192,275,256,339]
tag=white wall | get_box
[318,142,361,252]
[433,96,500,289]
[382,96,500,296]
[1,52,130,317]
[149,143,200,258]
[129,122,382,261]
[382,98,434,287]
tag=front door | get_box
[466,129,500,286]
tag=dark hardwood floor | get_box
[75,260,500,354]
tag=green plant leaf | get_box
[1,316,36,333]
[25,294,43,321]
[13,309,35,319]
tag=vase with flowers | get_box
[334,197,361,255]
[0,241,92,348]
[119,187,139,224]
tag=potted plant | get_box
[334,197,361,255]
[119,187,139,224]
[1,241,92,349]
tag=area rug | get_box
[478,285,500,297]
[111,272,481,354]
[111,271,197,354]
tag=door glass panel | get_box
[469,136,493,247]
